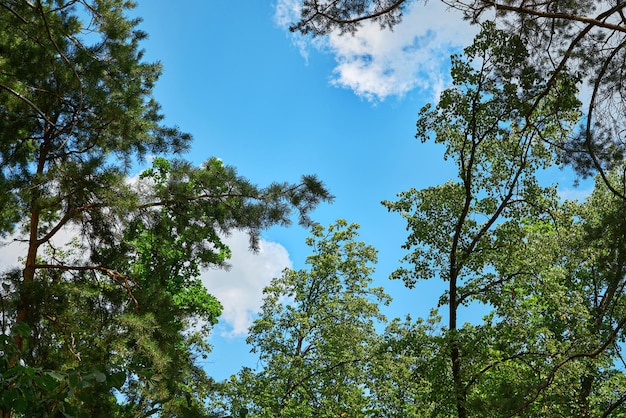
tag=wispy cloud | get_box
[0,227,83,275]
[557,186,593,202]
[274,1,476,101]
[200,231,291,337]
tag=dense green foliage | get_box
[210,221,390,417]
[0,1,331,416]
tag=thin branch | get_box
[584,38,626,200]
[0,3,29,23]
[321,0,407,25]
[508,313,626,416]
[484,1,626,34]
[0,82,58,128]
[465,350,547,391]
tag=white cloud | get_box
[200,231,291,337]
[0,238,28,273]
[0,227,83,275]
[274,0,477,101]
[274,0,301,29]
[557,186,593,202]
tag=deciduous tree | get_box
[211,221,390,417]
[383,23,583,416]
[374,21,626,416]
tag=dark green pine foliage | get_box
[0,2,331,416]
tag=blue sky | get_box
[124,0,585,381]
[0,0,593,388]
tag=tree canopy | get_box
[4,0,626,417]
[0,1,331,416]
[211,20,626,418]
[211,220,390,417]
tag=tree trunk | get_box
[449,268,468,418]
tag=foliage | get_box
[6,0,626,417]
[208,22,626,417]
[211,221,390,417]
[0,2,331,416]
[364,313,447,417]
[379,23,626,417]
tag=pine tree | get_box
[0,2,331,416]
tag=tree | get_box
[381,23,587,416]
[211,220,390,417]
[291,0,626,188]
[0,2,331,416]
[475,172,626,417]
[364,313,445,417]
[374,22,626,417]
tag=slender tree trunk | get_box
[13,135,48,354]
[5,135,49,418]
[578,374,593,417]
[578,228,626,415]
[449,268,468,418]
[14,208,40,353]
